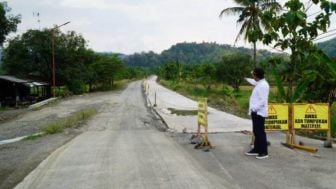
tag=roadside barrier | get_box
[282,103,332,152]
[265,103,289,131]
[142,80,149,95]
[256,103,332,152]
[190,98,214,151]
[250,103,332,152]
[154,92,157,107]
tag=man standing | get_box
[245,68,270,159]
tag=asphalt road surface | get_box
[15,81,236,189]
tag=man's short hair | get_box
[253,68,265,79]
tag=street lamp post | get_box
[51,21,70,97]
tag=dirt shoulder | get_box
[0,130,80,189]
[0,90,123,189]
[0,108,29,124]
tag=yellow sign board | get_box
[197,98,207,127]
[293,104,329,130]
[265,104,289,130]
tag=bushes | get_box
[67,80,87,95]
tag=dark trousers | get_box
[252,112,268,154]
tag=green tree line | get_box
[1,28,148,95]
[124,42,280,68]
[123,36,336,69]
[158,52,253,92]
[0,1,147,95]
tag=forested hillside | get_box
[123,42,278,68]
[317,37,336,58]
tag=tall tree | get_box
[0,1,21,46]
[259,0,336,141]
[216,52,252,91]
[160,61,180,81]
[2,29,97,94]
[260,0,336,104]
[90,55,125,90]
[219,0,281,65]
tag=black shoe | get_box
[256,153,269,159]
[245,149,258,156]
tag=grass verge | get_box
[43,108,97,134]
[24,133,44,140]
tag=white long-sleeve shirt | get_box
[248,78,270,117]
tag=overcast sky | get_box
[6,0,336,54]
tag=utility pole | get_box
[51,21,70,97]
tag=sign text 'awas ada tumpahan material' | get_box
[293,104,329,130]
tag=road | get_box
[12,80,336,189]
[15,81,236,189]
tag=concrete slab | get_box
[145,76,252,133]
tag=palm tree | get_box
[220,0,281,66]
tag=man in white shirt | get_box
[245,68,270,159]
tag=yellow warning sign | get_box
[197,98,208,127]
[265,104,289,130]
[268,105,277,115]
[305,105,316,114]
[293,104,329,130]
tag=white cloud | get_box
[58,0,110,9]
[6,0,336,54]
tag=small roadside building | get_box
[0,75,50,107]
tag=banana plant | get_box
[269,59,311,103]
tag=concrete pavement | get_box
[15,81,237,189]
[145,76,251,133]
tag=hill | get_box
[316,37,336,58]
[124,42,280,68]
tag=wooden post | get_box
[291,103,297,145]
[327,105,332,143]
[283,103,318,152]
[154,92,157,107]
[204,98,209,145]
[324,104,333,148]
[195,98,213,150]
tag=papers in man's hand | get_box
[245,78,257,86]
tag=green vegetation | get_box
[332,104,336,137]
[260,0,336,106]
[1,28,147,95]
[0,106,8,112]
[43,108,97,134]
[1,29,129,95]
[124,42,282,68]
[0,2,146,96]
[0,2,21,46]
[24,133,44,140]
[317,37,336,59]
[217,52,252,91]
[119,38,336,71]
